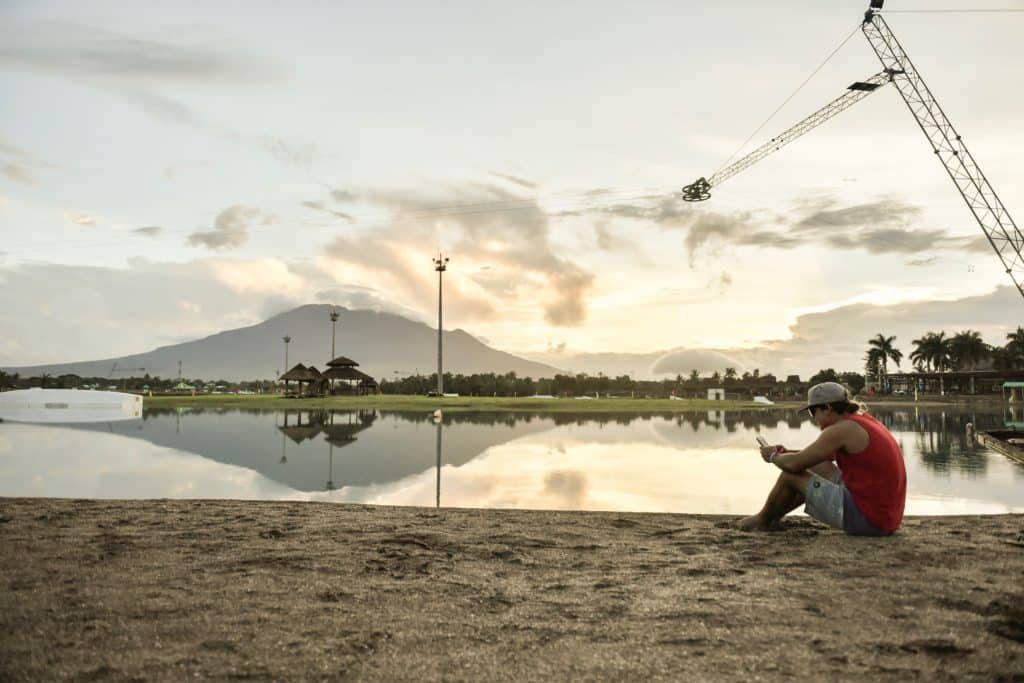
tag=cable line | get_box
[881,9,1024,13]
[711,23,862,179]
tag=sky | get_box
[1,0,1022,378]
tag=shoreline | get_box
[138,394,1013,412]
[2,498,1022,680]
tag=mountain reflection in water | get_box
[1,406,1021,513]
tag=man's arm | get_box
[771,421,863,473]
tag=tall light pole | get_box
[283,335,291,373]
[329,309,339,360]
[329,309,340,394]
[432,253,449,396]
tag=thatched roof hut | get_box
[326,356,359,368]
[321,366,363,381]
[278,424,323,444]
[281,364,317,382]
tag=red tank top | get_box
[836,413,906,533]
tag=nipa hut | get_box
[280,364,323,396]
[322,357,377,395]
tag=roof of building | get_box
[281,364,319,381]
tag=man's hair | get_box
[825,399,861,414]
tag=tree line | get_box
[0,372,277,393]
[864,326,1024,383]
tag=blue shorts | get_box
[804,472,889,536]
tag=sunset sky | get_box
[1,0,1022,378]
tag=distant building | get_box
[707,388,725,401]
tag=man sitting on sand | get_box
[738,382,906,535]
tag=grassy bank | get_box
[145,394,773,412]
[142,393,1012,412]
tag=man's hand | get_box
[760,444,785,462]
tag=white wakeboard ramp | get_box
[0,388,143,423]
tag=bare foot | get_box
[736,515,773,532]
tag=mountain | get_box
[3,305,563,382]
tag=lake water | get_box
[1,406,1022,515]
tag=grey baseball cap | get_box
[801,381,850,411]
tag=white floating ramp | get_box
[0,388,143,423]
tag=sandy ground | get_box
[1,499,1022,681]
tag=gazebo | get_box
[322,356,375,394]
[280,363,321,396]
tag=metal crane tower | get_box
[682,0,1024,302]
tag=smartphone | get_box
[756,436,769,448]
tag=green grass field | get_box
[145,394,784,412]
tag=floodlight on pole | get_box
[432,253,449,397]
[283,335,291,374]
[329,309,340,394]
[329,309,339,359]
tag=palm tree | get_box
[864,349,883,383]
[990,346,1015,371]
[910,334,932,371]
[911,331,952,394]
[949,330,990,370]
[1007,326,1024,368]
[867,334,903,389]
[689,369,700,385]
[724,367,737,383]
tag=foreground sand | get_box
[1,499,1022,681]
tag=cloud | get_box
[301,200,353,222]
[651,349,746,375]
[313,287,428,324]
[544,265,594,326]
[580,193,994,262]
[795,199,920,230]
[329,189,357,203]
[265,139,318,169]
[470,268,518,297]
[187,205,264,251]
[542,470,587,507]
[324,182,596,327]
[0,22,282,130]
[712,285,1022,378]
[546,341,567,355]
[260,295,302,320]
[0,137,53,184]
[2,163,34,185]
[0,259,273,366]
[490,172,536,190]
[594,223,624,251]
[132,226,163,237]
[0,254,447,367]
[63,212,96,226]
[213,258,303,295]
[122,89,201,127]
[0,21,280,84]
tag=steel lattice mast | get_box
[861,4,1024,301]
[681,1,1024,302]
[682,71,893,201]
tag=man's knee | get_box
[780,470,811,492]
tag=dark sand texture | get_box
[1,498,1022,681]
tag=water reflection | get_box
[1,406,1021,513]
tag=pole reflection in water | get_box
[435,420,442,508]
[326,443,335,491]
[433,410,443,508]
[326,410,336,491]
